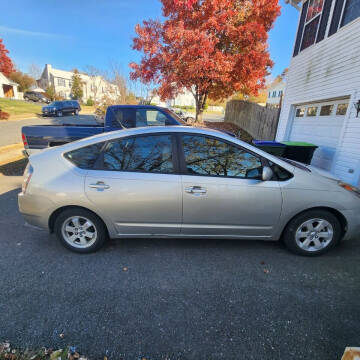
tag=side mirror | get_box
[262,166,274,181]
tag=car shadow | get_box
[0,158,28,176]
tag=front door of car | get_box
[179,134,282,238]
[85,133,182,236]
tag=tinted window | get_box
[182,135,262,179]
[301,16,320,51]
[269,161,293,181]
[64,143,103,169]
[103,135,174,174]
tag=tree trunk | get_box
[194,90,207,124]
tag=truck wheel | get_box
[283,210,342,256]
[56,110,63,117]
[54,208,107,253]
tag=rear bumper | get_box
[18,192,54,230]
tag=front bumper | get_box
[42,109,56,116]
[341,209,360,241]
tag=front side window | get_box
[182,135,262,179]
[103,135,174,174]
[64,143,103,169]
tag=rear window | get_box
[64,143,103,169]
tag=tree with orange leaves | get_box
[0,39,15,77]
[130,0,280,121]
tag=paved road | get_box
[0,115,98,147]
[0,176,359,359]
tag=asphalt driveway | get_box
[0,175,359,359]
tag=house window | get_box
[307,106,318,116]
[69,81,72,88]
[296,107,305,117]
[341,0,360,27]
[57,78,65,87]
[320,105,334,116]
[278,90,283,97]
[272,91,276,98]
[300,0,324,51]
[336,103,348,115]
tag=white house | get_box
[277,0,360,186]
[266,80,285,107]
[151,89,196,108]
[38,64,119,102]
[0,72,19,99]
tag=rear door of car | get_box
[84,133,182,236]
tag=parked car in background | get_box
[42,100,81,117]
[18,126,360,255]
[170,108,195,123]
[23,105,185,156]
[24,91,50,103]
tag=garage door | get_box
[290,100,349,171]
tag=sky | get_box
[0,0,299,82]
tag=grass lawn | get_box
[0,98,42,119]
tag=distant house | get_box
[38,64,119,102]
[0,72,19,99]
[277,0,360,186]
[151,89,196,108]
[266,80,285,107]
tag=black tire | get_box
[54,208,107,253]
[283,209,342,256]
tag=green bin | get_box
[281,141,318,165]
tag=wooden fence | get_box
[224,100,280,140]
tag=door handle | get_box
[185,186,207,195]
[89,181,110,190]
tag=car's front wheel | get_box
[54,208,107,253]
[283,210,342,256]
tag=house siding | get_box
[277,15,360,185]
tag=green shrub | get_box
[86,98,94,106]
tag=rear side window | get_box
[135,109,168,126]
[103,134,174,174]
[64,143,103,169]
[111,108,136,128]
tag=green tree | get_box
[71,69,84,100]
[45,85,56,101]
[8,71,35,92]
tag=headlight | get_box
[338,181,360,198]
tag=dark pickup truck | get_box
[22,105,185,156]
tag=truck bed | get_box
[22,124,105,151]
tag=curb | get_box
[0,143,25,167]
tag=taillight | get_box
[22,164,33,194]
[22,133,28,147]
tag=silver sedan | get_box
[18,126,360,255]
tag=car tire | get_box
[54,208,107,253]
[74,109,79,115]
[24,96,29,101]
[283,209,342,256]
[56,110,63,117]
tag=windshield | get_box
[163,108,187,125]
[49,101,62,106]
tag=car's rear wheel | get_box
[283,210,342,256]
[54,208,107,253]
[56,110,63,117]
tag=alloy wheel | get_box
[295,218,334,252]
[61,216,98,249]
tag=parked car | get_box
[170,108,195,123]
[22,105,185,156]
[18,126,360,255]
[24,91,50,103]
[42,100,81,117]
